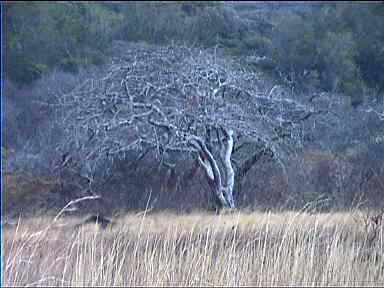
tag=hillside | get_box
[3,2,384,217]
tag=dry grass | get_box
[3,210,384,286]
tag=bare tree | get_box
[52,41,325,210]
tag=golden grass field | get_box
[3,210,384,287]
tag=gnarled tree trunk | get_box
[189,126,235,209]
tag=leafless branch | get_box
[52,42,324,209]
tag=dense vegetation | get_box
[3,2,384,215]
[6,2,384,101]
[3,4,384,286]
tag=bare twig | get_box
[53,195,101,222]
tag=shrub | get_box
[5,2,122,87]
[243,35,272,54]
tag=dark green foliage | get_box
[5,2,384,100]
[243,35,272,54]
[116,1,241,46]
[5,1,239,86]
[5,2,121,86]
[263,3,384,99]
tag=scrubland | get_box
[3,210,384,287]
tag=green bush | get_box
[5,1,384,98]
[243,35,272,54]
[267,4,384,97]
[5,2,122,87]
